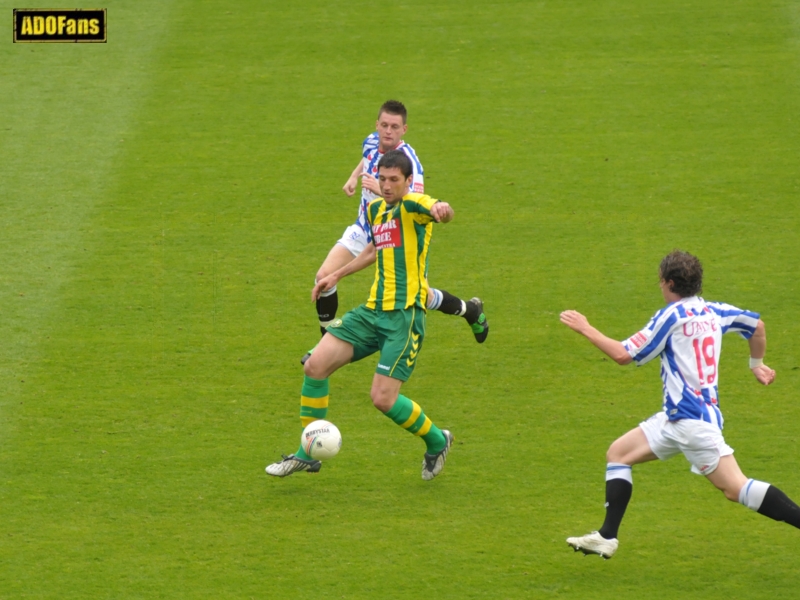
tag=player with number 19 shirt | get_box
[623,299,759,427]
[560,250,800,560]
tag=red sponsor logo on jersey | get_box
[413,182,424,193]
[630,332,647,348]
[373,219,402,250]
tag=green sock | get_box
[384,394,446,454]
[295,376,329,460]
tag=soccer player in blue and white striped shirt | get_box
[560,250,800,559]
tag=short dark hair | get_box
[378,100,407,124]
[377,150,413,179]
[659,250,703,297]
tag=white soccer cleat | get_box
[422,430,454,481]
[265,454,321,477]
[566,531,619,559]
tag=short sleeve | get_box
[403,194,437,224]
[707,301,760,339]
[622,308,677,366]
[362,132,379,159]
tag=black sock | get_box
[437,290,480,324]
[598,479,632,540]
[436,290,465,316]
[316,290,338,336]
[758,486,800,529]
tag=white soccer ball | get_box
[301,420,342,460]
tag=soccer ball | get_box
[301,420,342,460]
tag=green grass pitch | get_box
[2,0,800,597]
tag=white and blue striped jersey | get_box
[622,297,760,428]
[355,132,424,240]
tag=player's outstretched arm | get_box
[430,201,454,223]
[560,310,632,365]
[343,159,364,196]
[748,319,776,385]
[312,243,377,301]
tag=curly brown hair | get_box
[659,250,703,297]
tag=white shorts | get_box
[639,411,734,476]
[336,224,369,257]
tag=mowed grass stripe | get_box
[0,1,185,595]
[0,2,367,596]
[0,1,178,429]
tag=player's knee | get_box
[370,389,395,413]
[303,357,323,379]
[713,480,742,502]
[715,480,744,502]
[303,360,315,378]
[708,472,746,502]
[606,441,625,464]
[722,488,741,502]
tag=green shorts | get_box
[326,304,426,382]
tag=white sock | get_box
[426,287,443,310]
[739,479,770,511]
[606,462,633,484]
[317,284,337,297]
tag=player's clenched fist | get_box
[431,201,453,223]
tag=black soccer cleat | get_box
[467,298,489,343]
[300,347,315,366]
[421,430,454,480]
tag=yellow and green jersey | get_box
[366,192,438,311]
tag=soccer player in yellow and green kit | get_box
[266,150,454,480]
